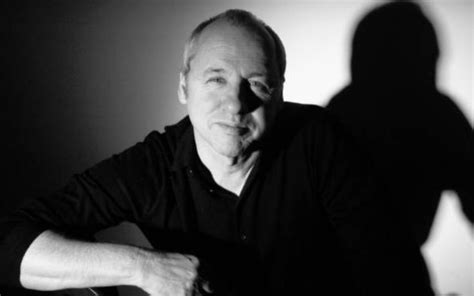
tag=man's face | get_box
[179,22,283,159]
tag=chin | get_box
[213,139,248,158]
[208,130,259,158]
[215,145,244,158]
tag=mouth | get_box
[214,122,249,135]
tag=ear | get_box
[177,72,187,105]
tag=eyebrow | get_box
[203,68,227,75]
[247,71,267,78]
[202,68,273,81]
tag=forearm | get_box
[20,230,142,290]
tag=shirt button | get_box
[209,188,214,193]
[240,234,247,241]
[188,169,193,175]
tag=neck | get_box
[194,134,259,196]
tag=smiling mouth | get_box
[215,123,249,135]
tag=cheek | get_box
[186,88,213,114]
[186,91,222,129]
[250,108,267,133]
[251,101,281,133]
[189,83,222,106]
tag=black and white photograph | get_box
[2,0,473,295]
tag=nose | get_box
[222,81,260,114]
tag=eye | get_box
[207,76,227,85]
[249,80,271,95]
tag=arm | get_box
[20,230,200,295]
[0,132,201,294]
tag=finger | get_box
[185,287,194,296]
[184,254,200,266]
[200,279,214,294]
[184,280,199,296]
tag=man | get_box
[0,9,432,296]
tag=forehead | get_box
[190,21,277,75]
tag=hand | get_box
[136,252,203,296]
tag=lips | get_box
[214,122,249,135]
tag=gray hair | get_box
[181,9,286,83]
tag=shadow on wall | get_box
[326,0,473,248]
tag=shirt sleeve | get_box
[0,132,166,287]
[313,113,434,295]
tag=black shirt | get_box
[0,102,433,295]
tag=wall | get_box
[4,0,472,295]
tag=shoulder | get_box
[98,117,192,176]
[261,102,350,164]
[143,116,192,150]
[129,116,192,164]
[272,101,346,141]
[279,101,325,120]
[271,101,365,166]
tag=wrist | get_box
[128,247,163,290]
[127,247,148,288]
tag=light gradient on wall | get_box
[5,1,472,295]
